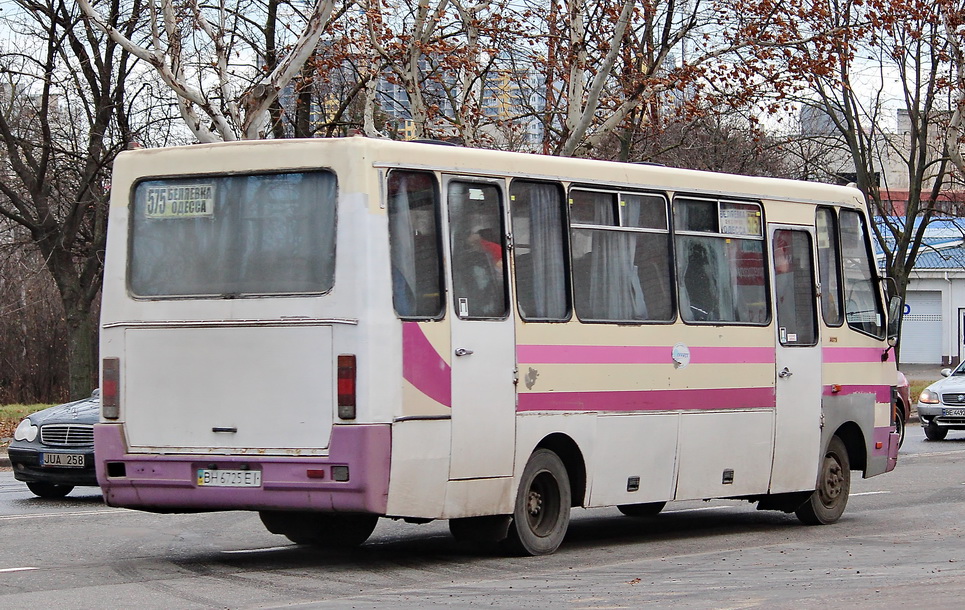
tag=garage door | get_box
[901,291,942,363]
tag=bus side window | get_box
[815,207,844,326]
[569,189,673,323]
[674,198,768,325]
[509,181,569,321]
[387,170,445,319]
[839,209,885,338]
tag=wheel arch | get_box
[831,421,866,472]
[534,433,587,508]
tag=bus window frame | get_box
[445,176,512,322]
[126,168,339,301]
[838,207,887,340]
[815,206,845,328]
[508,178,573,323]
[567,185,676,325]
[672,195,771,327]
[386,168,447,321]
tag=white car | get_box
[918,367,965,441]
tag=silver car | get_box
[918,367,965,441]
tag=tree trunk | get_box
[65,307,97,400]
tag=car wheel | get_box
[26,482,73,499]
[795,435,850,525]
[617,502,666,517]
[502,449,571,556]
[924,422,948,441]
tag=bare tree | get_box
[78,0,338,142]
[0,0,148,399]
[783,0,956,304]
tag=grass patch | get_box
[909,381,927,403]
[0,403,52,441]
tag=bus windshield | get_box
[129,171,337,298]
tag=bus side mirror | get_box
[887,295,903,344]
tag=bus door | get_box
[443,177,517,480]
[769,225,822,492]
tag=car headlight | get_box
[919,388,941,405]
[14,418,39,442]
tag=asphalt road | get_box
[1,424,963,609]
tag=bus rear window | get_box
[129,171,337,298]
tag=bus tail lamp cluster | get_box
[102,357,120,419]
[337,354,357,420]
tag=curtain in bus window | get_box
[623,194,673,321]
[387,171,444,318]
[773,230,817,345]
[840,209,884,337]
[815,208,843,325]
[130,172,336,297]
[571,191,646,321]
[510,181,568,320]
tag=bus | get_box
[96,137,900,555]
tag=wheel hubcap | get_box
[820,455,844,505]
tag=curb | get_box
[0,449,10,468]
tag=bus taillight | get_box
[337,355,356,420]
[102,357,120,419]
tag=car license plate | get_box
[196,469,262,487]
[41,453,84,468]
[944,408,965,417]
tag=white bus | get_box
[97,138,900,555]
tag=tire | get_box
[795,435,850,525]
[502,449,571,556]
[894,407,906,449]
[617,502,666,517]
[259,511,378,548]
[924,422,948,441]
[26,482,73,499]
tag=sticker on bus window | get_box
[719,206,761,236]
[469,188,485,201]
[144,184,215,219]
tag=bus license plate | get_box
[41,453,84,468]
[944,408,965,417]
[196,469,262,488]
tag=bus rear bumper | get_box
[94,423,391,514]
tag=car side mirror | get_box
[942,368,952,377]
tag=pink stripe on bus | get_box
[517,386,776,412]
[823,384,891,403]
[402,323,451,407]
[823,346,892,363]
[517,345,774,365]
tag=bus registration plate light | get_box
[196,469,262,487]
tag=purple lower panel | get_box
[94,423,391,514]
[872,425,900,473]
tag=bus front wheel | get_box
[259,511,378,548]
[795,435,850,525]
[502,449,571,556]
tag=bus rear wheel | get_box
[502,449,571,556]
[795,435,850,525]
[259,511,378,548]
